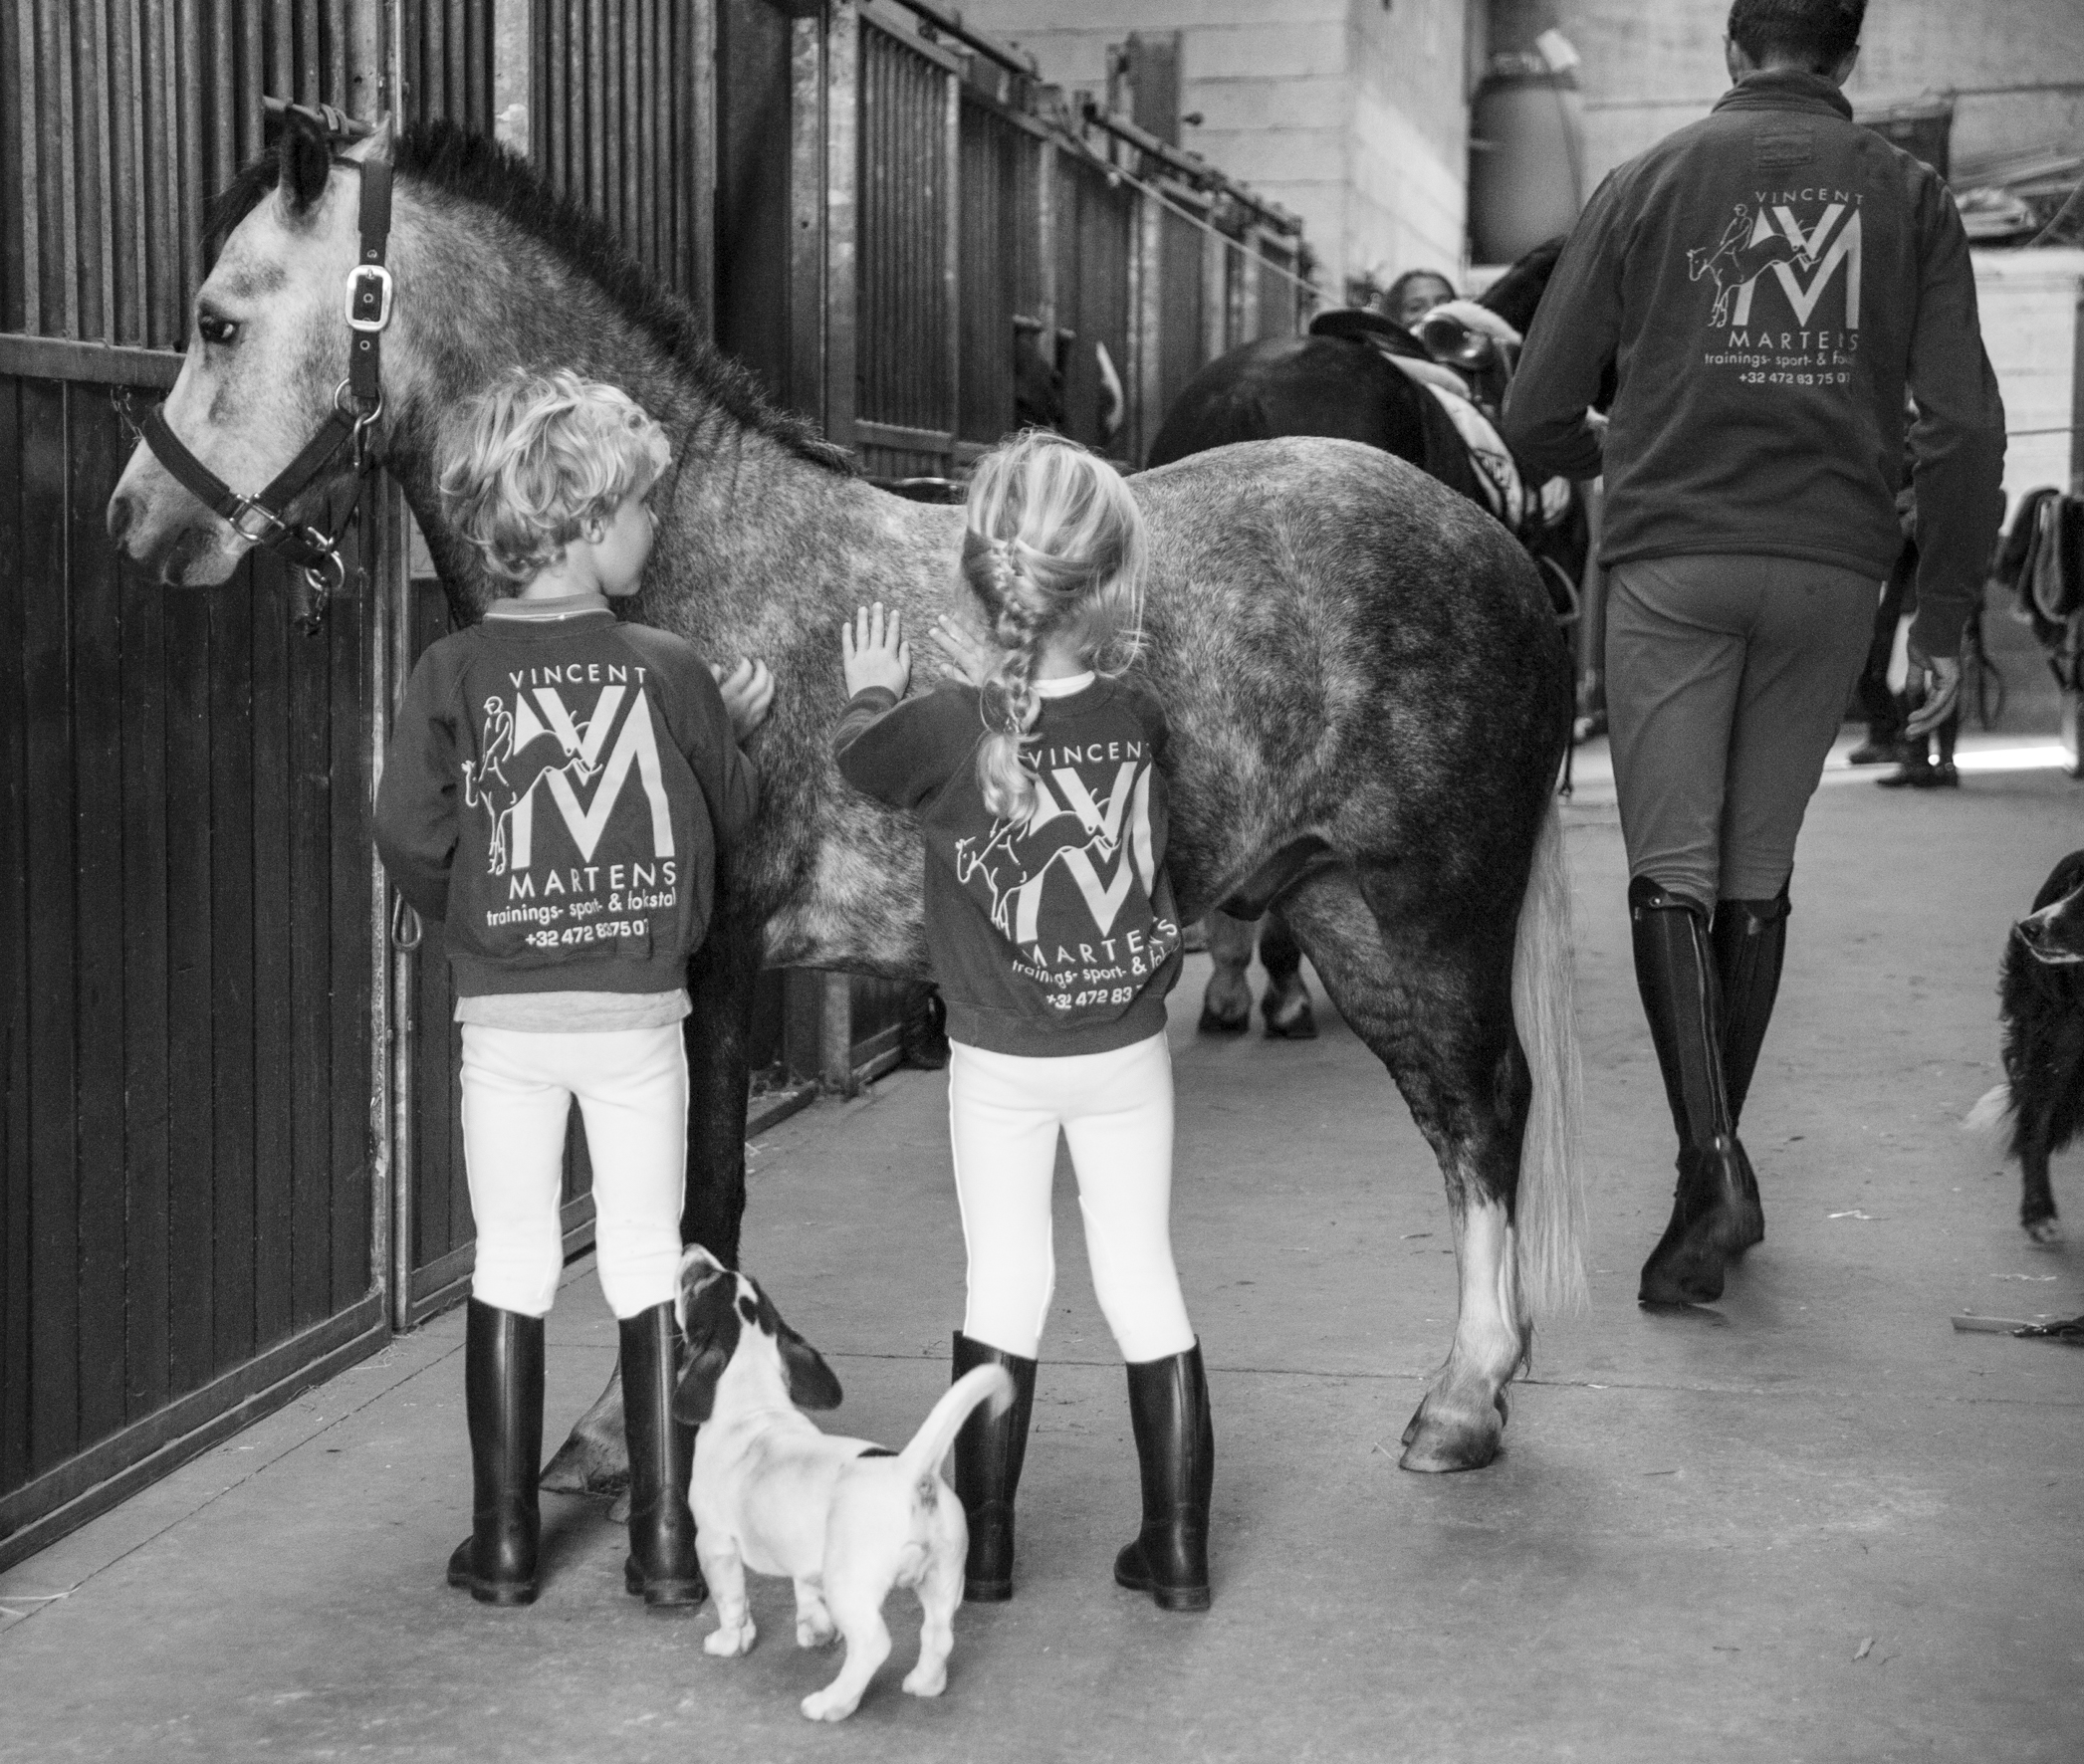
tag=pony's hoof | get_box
[2026,1215,2063,1246]
[1262,994,1317,1039]
[1398,1397,1504,1473]
[1638,1249,1728,1307]
[1198,1002,1250,1034]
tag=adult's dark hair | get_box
[1728,0,1865,70]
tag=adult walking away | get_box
[1502,0,2005,1306]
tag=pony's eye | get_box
[196,314,238,347]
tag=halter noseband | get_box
[140,140,394,631]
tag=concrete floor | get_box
[3,735,2081,1763]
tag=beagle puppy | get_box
[671,1245,1013,1722]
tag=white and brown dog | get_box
[671,1245,1013,1722]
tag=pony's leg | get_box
[1198,911,1255,1032]
[540,923,763,1496]
[1280,869,1531,1472]
[1258,906,1317,1039]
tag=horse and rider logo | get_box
[954,754,1166,957]
[462,681,674,875]
[1688,200,1862,331]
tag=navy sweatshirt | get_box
[374,608,758,998]
[1503,70,2006,657]
[834,676,1183,1057]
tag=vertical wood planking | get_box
[2,0,35,333]
[208,563,258,1370]
[329,570,369,1309]
[108,0,145,344]
[19,376,78,1471]
[73,0,110,343]
[117,457,170,1425]
[176,0,203,336]
[141,0,179,347]
[250,556,296,1349]
[160,565,214,1400]
[0,376,33,1487]
[66,384,130,1451]
[287,560,333,1330]
[35,0,79,335]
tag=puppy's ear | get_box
[671,1340,730,1427]
[780,1328,843,1413]
[754,1287,842,1412]
[669,1274,740,1427]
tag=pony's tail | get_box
[1964,1082,2013,1141]
[1510,796,1588,1317]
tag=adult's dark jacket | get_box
[1502,70,2005,657]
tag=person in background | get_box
[1383,268,1457,331]
[1502,0,2005,1308]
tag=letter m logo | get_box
[508,686,675,867]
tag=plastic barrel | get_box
[1468,71,1587,266]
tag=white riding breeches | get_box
[947,1031,1196,1364]
[460,1021,688,1319]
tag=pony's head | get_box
[108,111,382,585]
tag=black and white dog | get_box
[1969,849,2084,1242]
[670,1246,1012,1722]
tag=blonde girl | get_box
[831,432,1214,1613]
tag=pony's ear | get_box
[276,110,333,218]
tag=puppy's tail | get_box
[898,1365,1014,1490]
[1964,1082,2013,1139]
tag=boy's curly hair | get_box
[437,368,670,585]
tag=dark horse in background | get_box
[108,116,1582,1495]
[1147,243,1591,1040]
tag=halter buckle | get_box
[345,263,394,332]
[228,497,288,545]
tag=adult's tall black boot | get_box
[1712,884,1789,1250]
[446,1298,545,1606]
[1113,1342,1214,1613]
[950,1332,1038,1602]
[620,1301,706,1608]
[1630,876,1759,1306]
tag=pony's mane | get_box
[207,118,855,476]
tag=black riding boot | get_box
[1630,877,1759,1305]
[950,1332,1038,1602]
[1712,885,1788,1251]
[620,1302,706,1608]
[446,1299,545,1606]
[1113,1342,1214,1613]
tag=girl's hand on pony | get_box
[926,613,1005,689]
[841,602,911,699]
[711,657,776,742]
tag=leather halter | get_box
[141,148,394,623]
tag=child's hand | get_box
[926,613,1005,688]
[841,602,911,699]
[710,658,775,742]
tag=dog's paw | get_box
[705,1619,756,1657]
[796,1614,837,1650]
[800,1687,860,1723]
[901,1663,948,1698]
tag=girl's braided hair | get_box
[961,432,1146,821]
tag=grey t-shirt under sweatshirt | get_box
[1503,69,2005,657]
